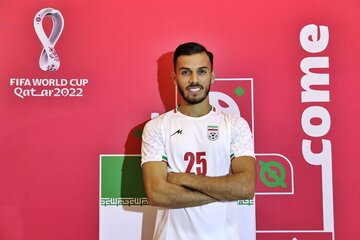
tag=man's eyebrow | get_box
[178,67,191,71]
[178,66,209,70]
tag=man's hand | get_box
[142,161,216,208]
[143,156,255,207]
[165,156,256,201]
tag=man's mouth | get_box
[187,85,202,92]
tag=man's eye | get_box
[181,70,190,75]
[198,69,207,75]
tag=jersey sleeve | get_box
[230,116,255,159]
[141,116,167,166]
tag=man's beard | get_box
[178,83,211,105]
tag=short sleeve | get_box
[141,116,167,166]
[230,116,255,159]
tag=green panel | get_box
[101,156,122,198]
[101,155,146,198]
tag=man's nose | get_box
[189,72,199,84]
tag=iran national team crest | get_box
[207,125,219,141]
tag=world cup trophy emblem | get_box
[34,8,64,71]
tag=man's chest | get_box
[164,118,232,175]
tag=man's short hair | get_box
[173,42,214,70]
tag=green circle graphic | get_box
[259,160,287,188]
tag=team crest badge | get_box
[207,125,219,141]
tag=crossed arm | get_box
[142,156,256,208]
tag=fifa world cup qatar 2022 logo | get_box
[34,8,64,71]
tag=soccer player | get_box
[141,42,256,240]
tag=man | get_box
[141,42,256,240]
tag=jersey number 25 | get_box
[184,152,207,176]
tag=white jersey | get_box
[141,107,255,240]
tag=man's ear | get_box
[171,72,177,86]
[211,71,215,84]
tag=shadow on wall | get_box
[157,51,176,111]
[121,51,175,240]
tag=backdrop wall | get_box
[1,1,359,240]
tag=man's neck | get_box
[178,100,212,117]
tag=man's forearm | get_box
[142,161,217,209]
[145,180,216,208]
[167,172,255,201]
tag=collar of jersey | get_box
[174,105,217,119]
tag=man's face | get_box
[173,52,214,105]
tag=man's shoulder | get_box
[214,110,251,131]
[144,109,176,128]
[215,109,243,121]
